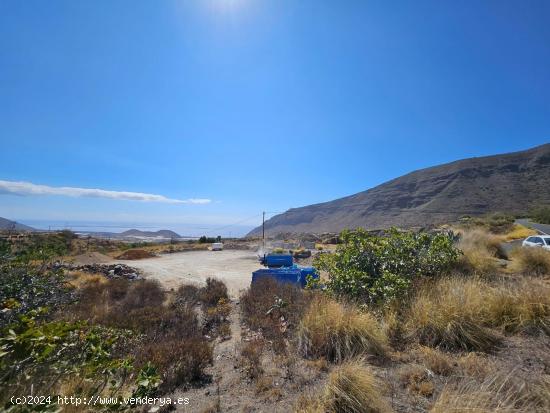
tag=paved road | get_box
[115,249,260,297]
[516,219,550,235]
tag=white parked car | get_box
[211,242,224,251]
[522,235,550,251]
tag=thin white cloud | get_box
[0,180,211,205]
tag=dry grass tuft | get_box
[412,346,454,376]
[405,278,502,352]
[399,364,435,397]
[456,352,496,380]
[455,230,505,275]
[509,247,550,276]
[298,295,387,362]
[482,277,550,334]
[406,275,550,351]
[323,361,392,413]
[503,224,537,241]
[430,372,547,413]
[65,270,106,288]
[296,361,392,413]
[295,394,325,413]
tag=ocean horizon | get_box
[18,219,255,238]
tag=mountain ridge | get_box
[0,217,36,232]
[248,143,550,236]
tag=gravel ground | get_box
[115,250,261,297]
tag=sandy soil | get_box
[114,250,261,297]
[70,252,114,265]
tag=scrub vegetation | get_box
[2,225,550,412]
[0,235,221,410]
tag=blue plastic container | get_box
[252,266,318,288]
[263,254,294,268]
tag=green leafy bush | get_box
[314,228,459,304]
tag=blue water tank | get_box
[252,266,318,288]
[263,254,293,268]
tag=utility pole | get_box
[262,211,265,251]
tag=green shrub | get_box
[0,263,69,328]
[531,206,550,224]
[315,228,459,304]
[461,213,516,234]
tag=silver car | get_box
[522,235,550,251]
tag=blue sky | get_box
[1,0,549,235]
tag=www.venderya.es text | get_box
[11,395,190,407]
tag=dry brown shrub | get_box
[135,338,213,391]
[199,278,228,308]
[241,278,309,352]
[120,279,165,311]
[240,339,264,379]
[174,284,200,307]
[63,278,213,390]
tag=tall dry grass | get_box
[483,277,550,334]
[405,277,502,351]
[430,372,549,413]
[509,247,550,276]
[297,295,387,362]
[455,230,505,275]
[295,360,393,413]
[405,276,550,351]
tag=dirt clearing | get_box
[115,250,260,297]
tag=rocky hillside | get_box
[0,217,35,232]
[248,144,550,236]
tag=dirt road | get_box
[115,250,260,297]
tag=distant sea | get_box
[19,220,255,238]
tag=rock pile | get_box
[58,263,141,280]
